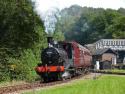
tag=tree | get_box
[0,0,46,81]
[106,16,125,39]
[118,8,125,15]
[0,0,43,50]
[55,6,125,45]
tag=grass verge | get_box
[23,75,125,94]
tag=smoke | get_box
[43,8,59,34]
[32,0,60,34]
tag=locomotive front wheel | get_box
[43,77,49,82]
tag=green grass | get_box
[23,75,125,94]
[101,69,125,73]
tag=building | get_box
[86,39,125,69]
[95,39,125,50]
[93,48,117,69]
[94,39,125,63]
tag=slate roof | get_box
[93,48,117,55]
[85,43,117,55]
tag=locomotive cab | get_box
[59,42,74,68]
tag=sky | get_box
[34,0,125,14]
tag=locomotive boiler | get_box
[35,37,92,82]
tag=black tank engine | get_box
[35,37,92,82]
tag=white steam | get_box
[33,0,60,34]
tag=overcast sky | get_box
[34,0,125,13]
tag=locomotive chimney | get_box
[47,36,53,47]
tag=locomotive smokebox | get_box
[47,36,53,47]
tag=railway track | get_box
[1,81,62,94]
[0,73,93,94]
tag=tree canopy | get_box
[0,0,47,81]
[55,5,125,45]
[0,0,45,50]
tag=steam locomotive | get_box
[35,37,92,82]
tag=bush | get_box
[0,48,41,83]
[19,49,41,82]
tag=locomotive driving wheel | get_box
[43,77,49,82]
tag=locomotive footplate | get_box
[35,66,64,73]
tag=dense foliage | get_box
[0,0,47,82]
[55,5,125,45]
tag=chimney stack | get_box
[47,36,53,47]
